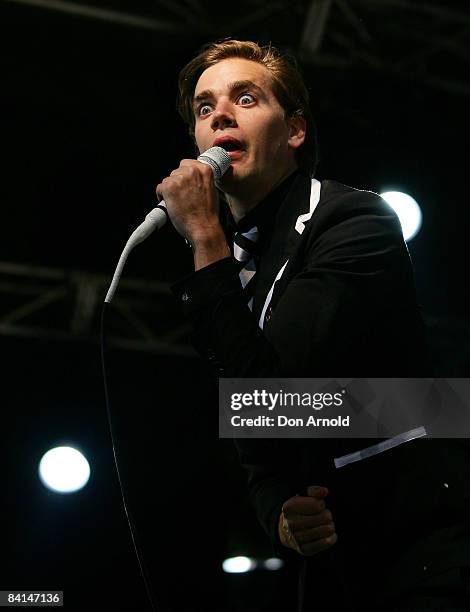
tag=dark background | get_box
[1,1,469,610]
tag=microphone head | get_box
[197,146,231,180]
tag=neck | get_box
[224,163,298,224]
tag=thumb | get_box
[306,485,329,498]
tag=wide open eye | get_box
[198,104,212,116]
[239,93,255,105]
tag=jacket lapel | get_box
[252,175,322,328]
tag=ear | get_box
[287,115,307,151]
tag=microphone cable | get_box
[99,146,231,610]
[100,301,159,612]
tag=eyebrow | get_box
[192,80,264,109]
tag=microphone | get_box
[104,146,231,303]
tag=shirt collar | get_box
[220,169,302,238]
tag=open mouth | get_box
[221,142,243,152]
[214,137,245,154]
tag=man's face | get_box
[193,58,304,199]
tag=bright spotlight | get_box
[263,558,284,571]
[380,191,422,241]
[38,446,90,494]
[222,556,257,573]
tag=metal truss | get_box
[0,261,195,357]
[4,0,469,97]
[0,262,467,372]
[298,0,470,97]
[2,0,185,31]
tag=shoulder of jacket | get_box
[299,178,402,244]
[317,179,383,211]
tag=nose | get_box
[210,100,237,131]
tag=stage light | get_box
[222,556,257,573]
[380,191,422,241]
[262,558,284,570]
[38,446,90,494]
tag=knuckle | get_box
[283,497,296,512]
[325,533,338,545]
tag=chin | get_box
[221,170,259,197]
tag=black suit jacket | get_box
[172,172,470,609]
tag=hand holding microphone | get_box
[105,146,231,303]
[155,147,231,245]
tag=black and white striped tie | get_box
[233,226,259,311]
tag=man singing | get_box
[157,39,470,610]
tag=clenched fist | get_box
[155,159,230,270]
[279,485,337,556]
[155,159,221,243]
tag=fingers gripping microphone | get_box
[131,146,231,243]
[105,146,231,303]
